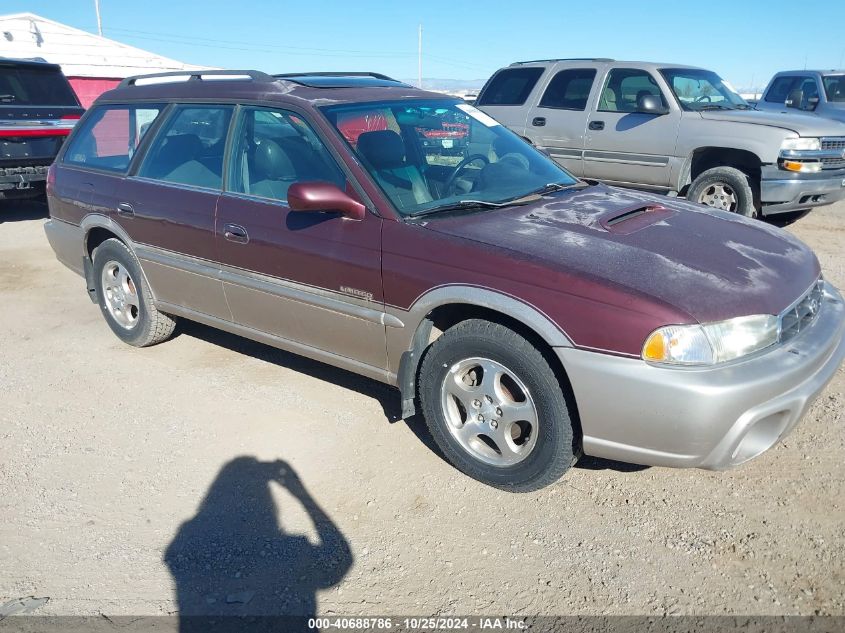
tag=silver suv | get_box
[477,59,845,219]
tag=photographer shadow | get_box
[165,456,352,632]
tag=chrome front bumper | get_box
[557,282,845,469]
[760,165,845,215]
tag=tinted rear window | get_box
[0,66,78,106]
[539,69,596,110]
[476,68,544,106]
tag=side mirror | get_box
[287,181,366,220]
[785,89,804,109]
[637,94,669,115]
[806,96,820,111]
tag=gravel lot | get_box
[0,199,843,620]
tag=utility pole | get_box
[94,0,103,36]
[418,24,422,88]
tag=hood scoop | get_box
[599,203,676,235]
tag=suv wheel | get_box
[688,166,757,217]
[92,238,176,347]
[418,319,577,492]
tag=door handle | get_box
[223,223,249,244]
[588,120,605,131]
[532,117,546,127]
[116,202,135,217]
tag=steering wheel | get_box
[444,154,489,195]
[694,95,712,103]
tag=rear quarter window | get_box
[0,66,79,106]
[477,67,544,106]
[63,105,164,172]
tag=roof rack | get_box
[118,69,275,88]
[512,58,615,65]
[274,71,399,81]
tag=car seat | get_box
[356,130,432,210]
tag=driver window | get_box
[599,69,666,112]
[227,107,345,202]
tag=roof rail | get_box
[118,69,275,88]
[512,58,615,65]
[274,71,398,81]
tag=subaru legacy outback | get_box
[45,70,845,491]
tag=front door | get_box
[583,67,681,188]
[215,106,386,370]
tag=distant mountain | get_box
[400,78,487,93]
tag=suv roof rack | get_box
[118,69,275,88]
[511,58,615,65]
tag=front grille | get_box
[821,137,845,152]
[819,138,845,170]
[778,279,824,344]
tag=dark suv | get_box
[45,70,845,491]
[0,57,83,200]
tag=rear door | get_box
[215,106,387,370]
[476,66,545,137]
[582,67,681,188]
[119,104,233,320]
[523,67,596,176]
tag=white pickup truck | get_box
[478,59,845,219]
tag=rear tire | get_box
[418,319,577,492]
[688,166,757,218]
[92,238,176,347]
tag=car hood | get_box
[423,185,821,323]
[700,109,845,136]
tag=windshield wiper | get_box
[517,181,591,198]
[408,199,514,219]
[697,104,738,111]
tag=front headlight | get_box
[780,137,821,151]
[642,315,779,365]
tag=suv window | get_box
[0,65,78,106]
[599,69,665,112]
[765,76,800,103]
[823,75,845,102]
[228,107,345,202]
[63,105,163,172]
[476,67,544,106]
[139,105,233,189]
[538,69,596,110]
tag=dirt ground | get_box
[0,199,843,620]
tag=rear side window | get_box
[476,68,544,106]
[0,66,78,106]
[63,105,163,172]
[539,69,596,110]
[765,76,800,103]
[139,105,234,189]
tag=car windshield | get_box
[660,68,749,111]
[822,75,845,103]
[321,99,578,217]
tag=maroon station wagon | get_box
[44,70,845,491]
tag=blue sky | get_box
[8,0,845,89]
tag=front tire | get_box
[688,166,757,218]
[92,238,176,347]
[418,319,577,492]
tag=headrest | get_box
[254,138,296,180]
[162,134,201,161]
[357,130,405,170]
